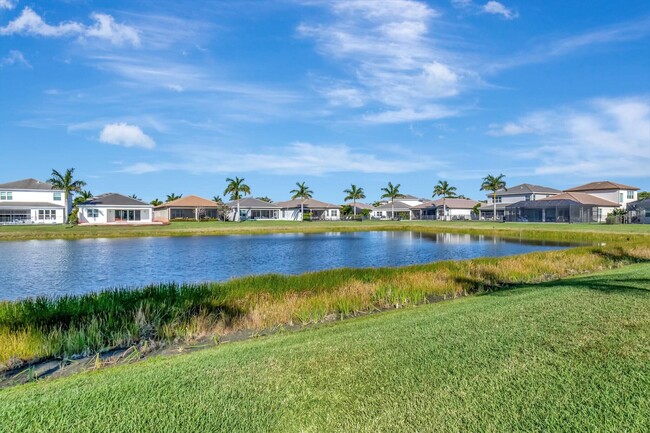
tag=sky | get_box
[1,0,649,204]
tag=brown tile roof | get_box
[431,198,480,209]
[155,195,219,209]
[564,181,639,192]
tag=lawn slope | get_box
[1,264,649,432]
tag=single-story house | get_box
[564,181,639,208]
[0,178,66,224]
[227,197,279,221]
[275,198,341,221]
[372,194,428,220]
[627,198,650,224]
[505,192,619,223]
[434,198,481,220]
[341,202,374,217]
[78,193,154,224]
[153,195,221,222]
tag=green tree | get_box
[73,190,93,207]
[343,184,366,219]
[380,182,405,220]
[256,196,273,203]
[638,191,650,201]
[480,174,507,221]
[224,177,251,222]
[432,180,457,221]
[150,198,163,206]
[212,195,223,203]
[290,181,313,221]
[129,194,140,200]
[166,193,182,202]
[48,168,87,224]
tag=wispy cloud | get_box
[488,96,650,177]
[0,49,30,68]
[482,1,518,19]
[0,0,17,11]
[0,7,140,46]
[99,123,155,149]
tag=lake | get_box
[0,231,576,300]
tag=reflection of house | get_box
[228,197,279,221]
[413,198,481,220]
[78,193,154,224]
[275,198,340,221]
[153,195,220,222]
[480,184,561,220]
[564,181,639,208]
[0,178,66,224]
[506,192,619,223]
[627,198,650,224]
[372,195,426,220]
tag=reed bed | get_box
[2,242,649,370]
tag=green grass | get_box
[1,264,648,432]
[1,219,649,242]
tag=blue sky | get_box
[1,0,649,203]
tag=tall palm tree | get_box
[380,182,405,220]
[150,198,163,206]
[48,168,86,223]
[343,184,366,219]
[432,180,457,221]
[166,193,182,202]
[212,195,223,203]
[480,174,507,221]
[224,177,251,222]
[290,181,313,221]
[73,190,93,207]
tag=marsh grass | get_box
[2,242,650,370]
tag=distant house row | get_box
[0,178,647,225]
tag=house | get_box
[341,202,374,218]
[372,194,427,220]
[153,195,221,222]
[506,192,619,223]
[227,197,279,221]
[275,198,341,221]
[479,183,561,221]
[564,181,639,208]
[627,198,650,224]
[0,178,66,224]
[78,193,154,224]
[418,198,481,220]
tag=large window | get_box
[53,192,62,201]
[87,209,99,218]
[0,192,12,201]
[38,209,57,220]
[627,191,635,199]
[115,209,142,221]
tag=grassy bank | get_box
[2,264,649,432]
[0,220,649,242]
[2,242,649,370]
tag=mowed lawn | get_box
[1,265,649,432]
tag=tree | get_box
[224,177,251,222]
[166,193,182,202]
[639,191,650,201]
[480,174,507,221]
[290,181,313,221]
[73,190,93,207]
[380,182,405,220]
[150,198,163,206]
[432,180,457,221]
[343,184,366,219]
[212,195,223,203]
[256,196,273,203]
[129,194,140,200]
[48,168,86,224]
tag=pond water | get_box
[0,231,577,301]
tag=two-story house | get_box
[0,178,66,224]
[479,184,561,220]
[563,181,639,208]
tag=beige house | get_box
[153,195,221,222]
[564,181,639,208]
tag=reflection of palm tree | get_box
[224,177,251,222]
[150,198,163,206]
[48,168,87,224]
[290,181,313,221]
[343,184,366,219]
[433,180,457,221]
[73,190,93,207]
[166,193,182,202]
[480,174,507,221]
[380,182,404,220]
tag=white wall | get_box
[0,189,65,224]
[584,190,636,208]
[78,206,153,224]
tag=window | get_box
[619,192,624,203]
[646,209,650,218]
[495,196,502,203]
[627,191,635,199]
[0,192,12,201]
[330,210,338,216]
[38,209,56,220]
[53,192,62,201]
[87,209,99,218]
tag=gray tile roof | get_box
[373,200,415,211]
[228,197,279,209]
[508,192,619,208]
[0,202,64,208]
[275,198,340,209]
[79,193,152,207]
[489,183,561,197]
[0,178,62,191]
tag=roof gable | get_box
[0,178,61,191]
[490,183,561,196]
[156,195,219,208]
[80,193,151,207]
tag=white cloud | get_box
[0,0,17,10]
[489,97,650,177]
[99,123,155,149]
[0,7,140,46]
[363,105,458,123]
[0,49,30,68]
[482,1,518,19]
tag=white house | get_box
[372,194,427,220]
[480,183,561,220]
[427,198,481,220]
[0,178,66,224]
[227,197,279,221]
[275,198,340,221]
[564,181,639,208]
[77,193,154,225]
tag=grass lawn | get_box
[2,264,649,432]
[1,219,649,242]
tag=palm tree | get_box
[256,196,273,203]
[150,198,163,206]
[166,193,182,202]
[343,184,366,219]
[380,182,405,220]
[73,190,93,207]
[480,174,507,221]
[432,180,457,221]
[48,168,86,223]
[224,177,251,222]
[129,194,140,200]
[290,181,313,221]
[212,195,223,203]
